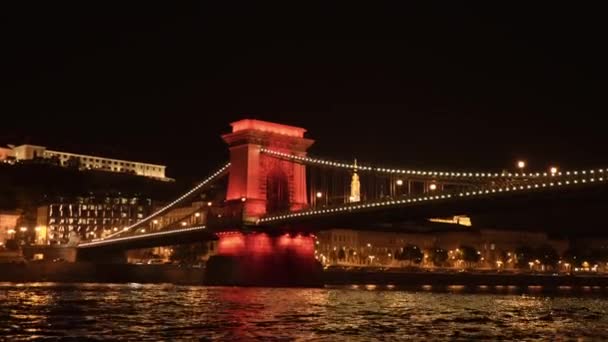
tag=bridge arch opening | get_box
[266,167,290,213]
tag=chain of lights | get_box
[260,148,605,180]
[258,174,607,224]
[101,163,230,240]
[79,225,207,248]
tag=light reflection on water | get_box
[1,283,608,340]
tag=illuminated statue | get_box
[350,159,361,202]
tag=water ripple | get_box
[1,283,608,340]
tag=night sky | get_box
[2,4,607,183]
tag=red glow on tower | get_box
[222,119,314,222]
[216,232,315,259]
[216,232,246,256]
[231,119,307,138]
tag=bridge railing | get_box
[261,147,605,181]
[258,170,608,225]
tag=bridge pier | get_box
[205,231,322,287]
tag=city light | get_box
[396,179,404,186]
[316,192,323,198]
[207,202,213,207]
[194,213,200,217]
[100,162,230,241]
[20,227,27,232]
[241,197,247,202]
[153,220,158,224]
[550,166,558,174]
[429,183,437,191]
[181,222,187,227]
[517,160,526,169]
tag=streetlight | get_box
[517,160,526,172]
[550,166,558,175]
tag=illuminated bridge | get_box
[76,119,608,284]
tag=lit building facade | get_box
[37,195,153,243]
[1,144,168,180]
[316,228,570,270]
[150,201,207,231]
[0,210,21,246]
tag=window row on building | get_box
[0,144,169,180]
[37,195,154,243]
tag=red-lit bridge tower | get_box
[206,119,320,286]
[222,119,314,222]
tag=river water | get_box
[1,283,608,341]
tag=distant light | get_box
[140,229,146,233]
[181,222,187,226]
[207,202,213,207]
[550,166,558,174]
[429,183,437,191]
[367,243,372,247]
[20,227,27,232]
[194,212,200,217]
[8,229,15,234]
[241,197,247,202]
[34,226,42,232]
[396,179,404,186]
[316,192,323,198]
[517,160,526,169]
[152,220,158,224]
[113,227,118,232]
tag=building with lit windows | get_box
[0,210,21,246]
[0,144,169,180]
[37,195,154,243]
[316,227,570,270]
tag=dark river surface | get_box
[2,283,608,341]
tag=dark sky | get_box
[1,4,607,182]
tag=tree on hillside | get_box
[399,244,423,265]
[459,245,480,267]
[536,245,559,269]
[515,246,535,269]
[428,247,448,267]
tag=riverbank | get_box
[2,262,608,288]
